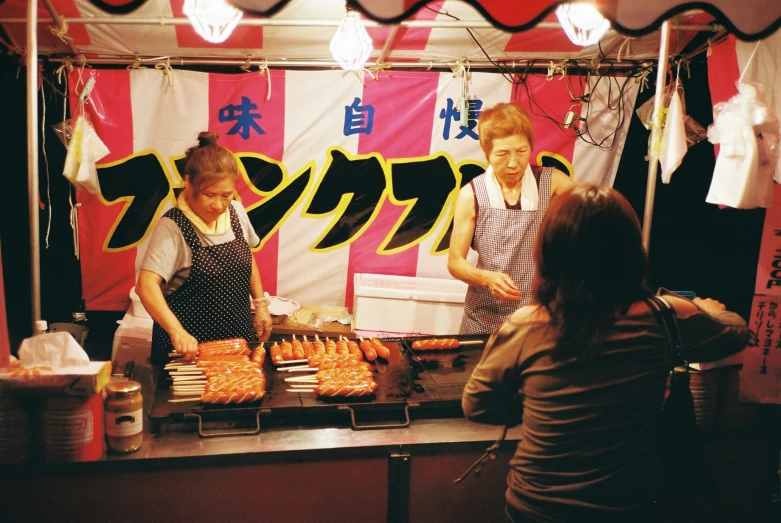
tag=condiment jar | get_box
[104,380,143,453]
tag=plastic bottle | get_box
[34,320,48,336]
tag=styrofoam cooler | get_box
[352,274,468,336]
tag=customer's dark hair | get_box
[532,184,651,359]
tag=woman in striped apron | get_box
[449,103,574,334]
[136,132,273,363]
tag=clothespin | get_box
[78,77,95,103]
[241,55,252,72]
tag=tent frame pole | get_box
[641,20,671,252]
[26,0,41,330]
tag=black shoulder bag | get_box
[648,296,714,504]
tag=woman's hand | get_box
[170,327,199,361]
[486,271,522,302]
[693,297,727,316]
[254,302,273,342]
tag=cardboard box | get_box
[0,361,112,396]
[353,273,467,335]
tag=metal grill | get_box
[422,383,466,401]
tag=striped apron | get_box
[459,167,552,334]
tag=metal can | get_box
[41,393,105,462]
[104,380,143,453]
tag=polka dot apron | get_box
[459,167,552,335]
[151,205,257,364]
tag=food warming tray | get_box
[150,335,489,437]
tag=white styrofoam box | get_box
[353,273,468,335]
[111,310,154,366]
[129,286,151,319]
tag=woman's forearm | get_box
[136,277,185,336]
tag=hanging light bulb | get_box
[330,9,373,72]
[183,0,243,44]
[555,3,611,47]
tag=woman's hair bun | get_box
[197,131,219,147]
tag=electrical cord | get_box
[424,3,650,150]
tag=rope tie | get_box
[545,60,566,81]
[127,52,144,70]
[155,58,175,90]
[55,57,74,85]
[637,67,651,93]
[616,36,635,62]
[241,55,252,72]
[365,61,391,81]
[257,59,271,101]
[49,19,74,46]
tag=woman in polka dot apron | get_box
[136,132,272,364]
[448,103,575,335]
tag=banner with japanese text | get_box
[69,68,637,312]
[740,295,781,403]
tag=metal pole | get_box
[26,0,41,329]
[49,55,647,71]
[641,20,671,252]
[0,16,718,32]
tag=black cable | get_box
[423,3,648,150]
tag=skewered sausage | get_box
[308,353,371,370]
[280,340,294,361]
[335,336,349,356]
[301,336,315,358]
[315,368,374,382]
[202,390,265,404]
[370,338,391,359]
[251,344,266,366]
[270,342,284,365]
[358,337,378,361]
[198,338,249,354]
[313,335,326,354]
[196,354,251,365]
[325,337,337,355]
[345,338,363,358]
[411,338,460,350]
[315,378,378,397]
[291,336,306,359]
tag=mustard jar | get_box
[104,380,143,453]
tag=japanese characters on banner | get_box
[67,68,636,313]
[709,34,781,403]
[741,295,781,404]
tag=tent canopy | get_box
[0,0,742,68]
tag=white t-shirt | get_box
[141,201,261,295]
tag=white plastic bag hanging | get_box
[658,86,688,183]
[61,111,109,195]
[706,82,780,209]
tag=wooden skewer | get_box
[169,397,202,403]
[174,390,205,396]
[458,340,485,345]
[278,364,316,372]
[277,359,308,365]
[285,376,318,383]
[290,384,317,388]
[287,389,316,393]
[173,386,206,391]
[171,376,207,382]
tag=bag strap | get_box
[647,296,688,368]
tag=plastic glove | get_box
[254,299,273,342]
